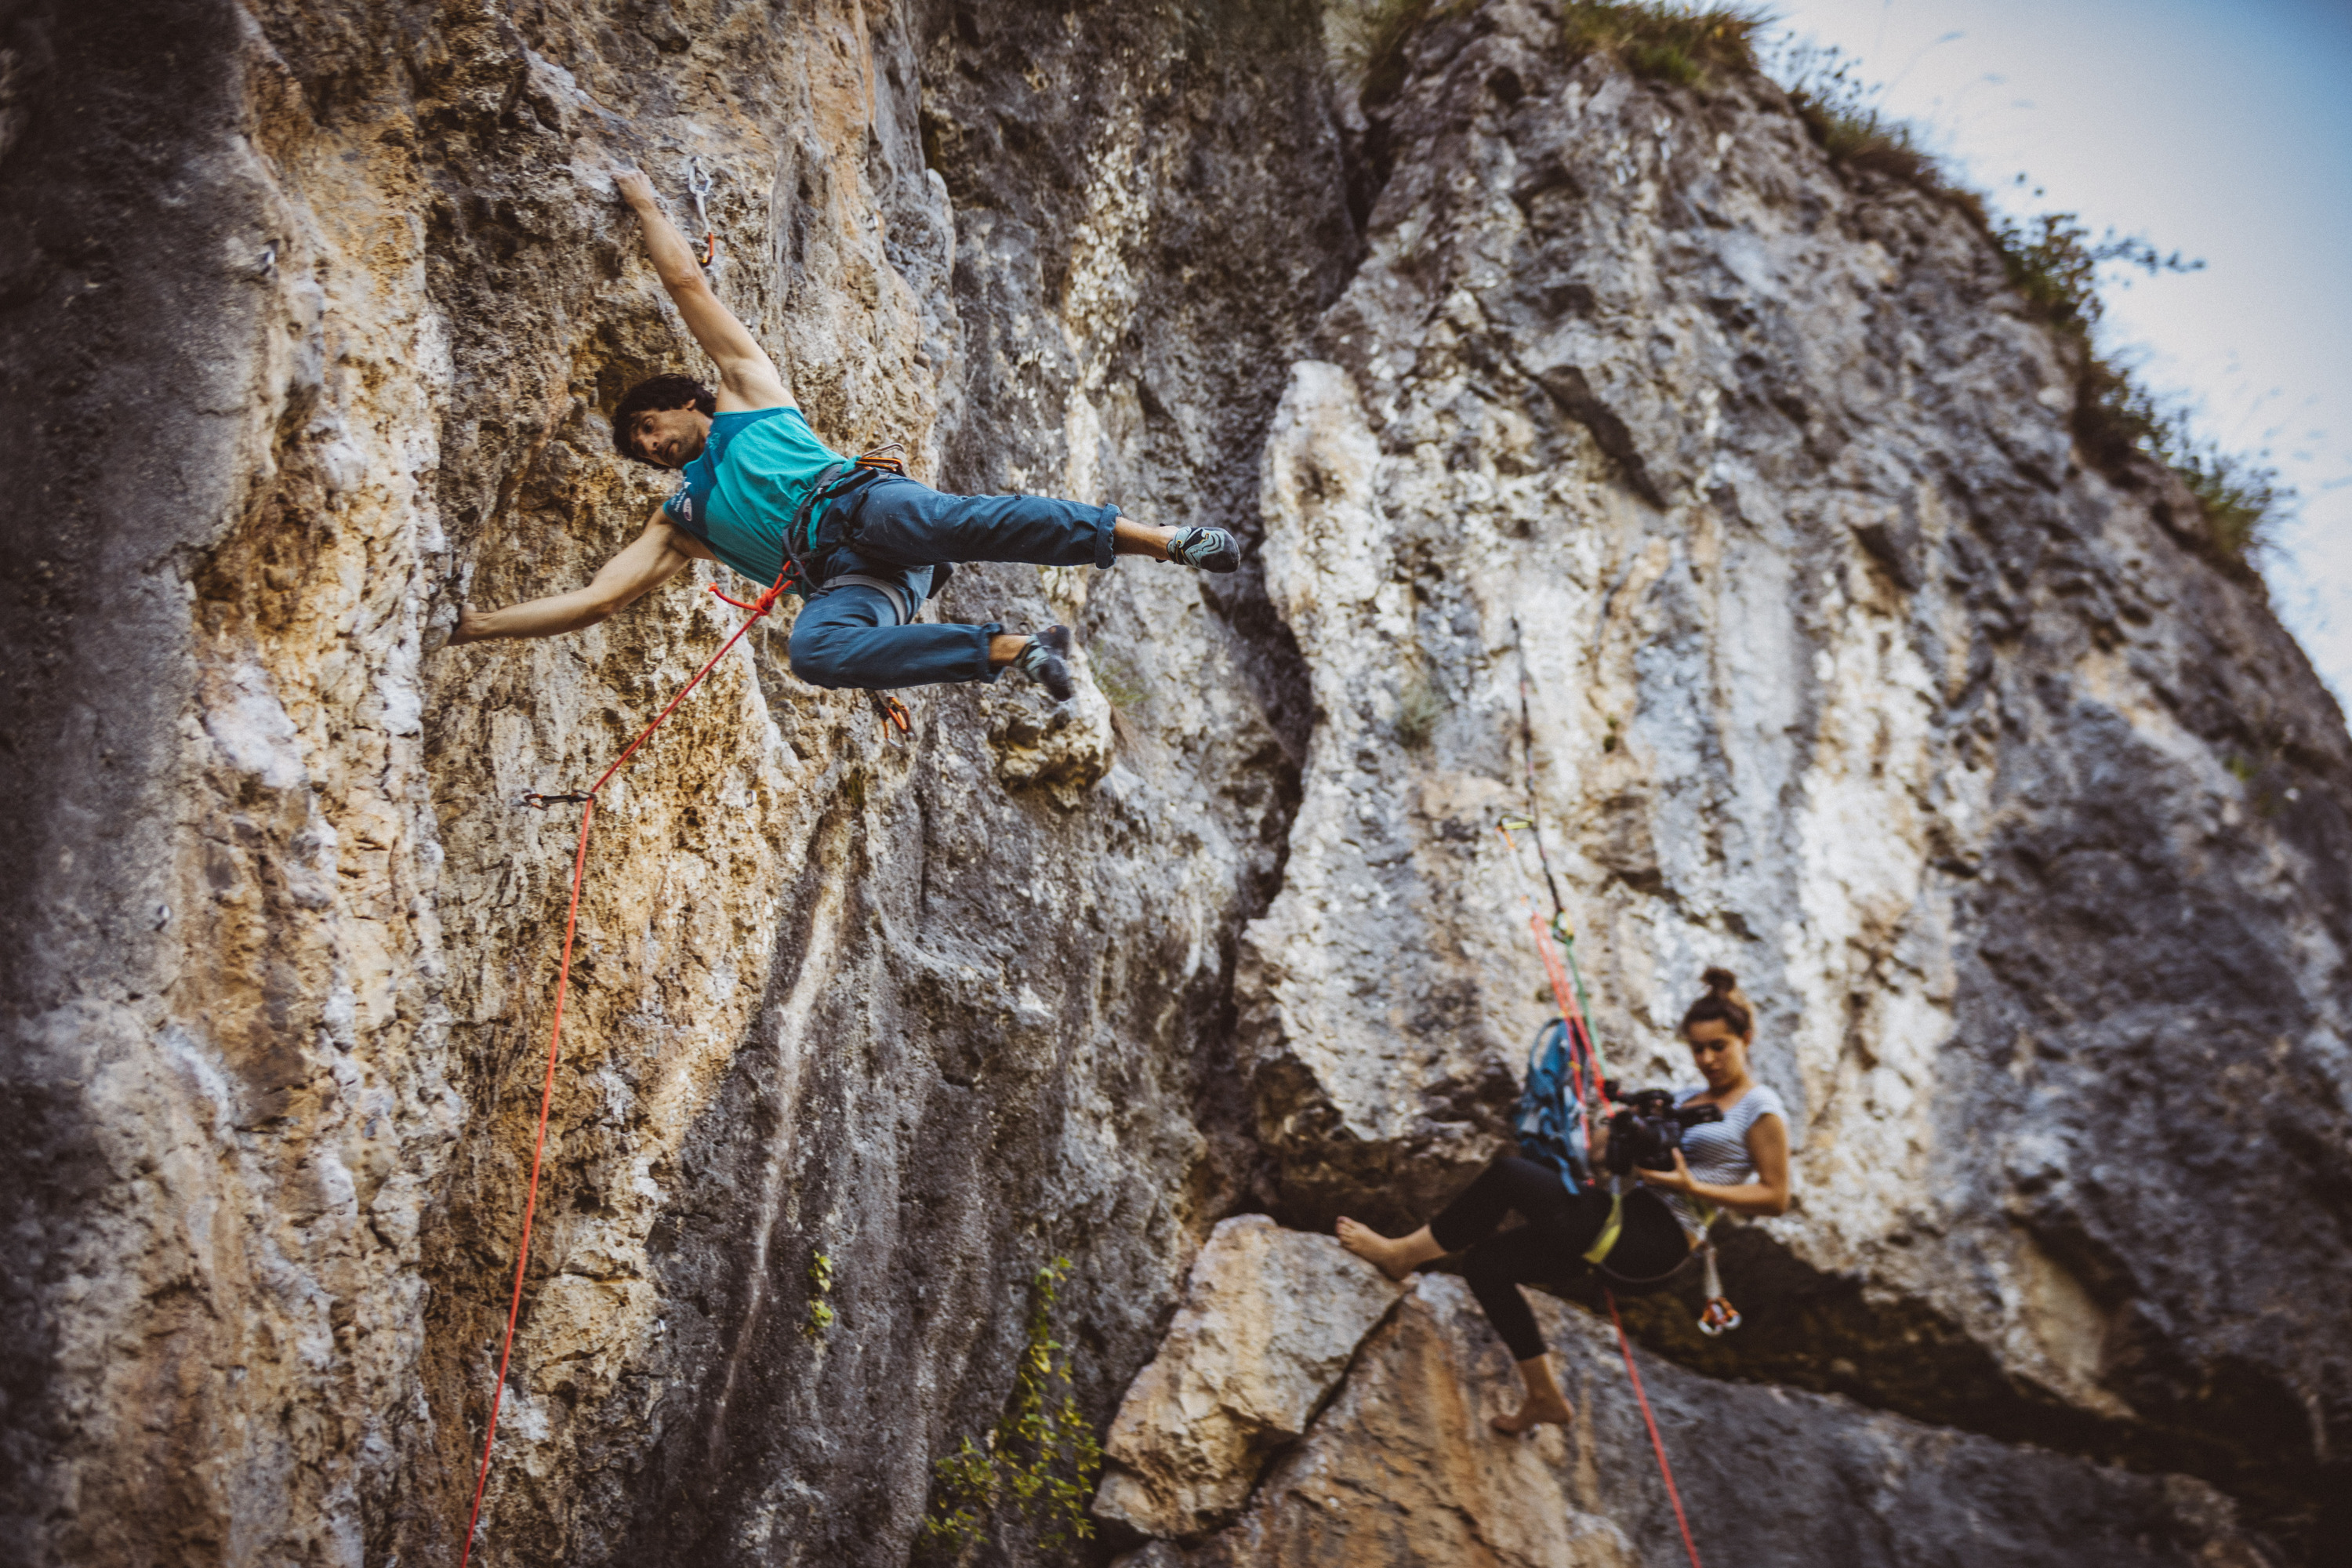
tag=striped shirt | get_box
[1663,1083,1787,1238]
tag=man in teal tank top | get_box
[449,166,1242,703]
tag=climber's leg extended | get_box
[1342,1155,1682,1436]
[1443,1161,1612,1435]
[1333,1157,1592,1284]
[1457,1221,1583,1432]
[836,474,1240,573]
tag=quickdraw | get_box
[517,791,593,811]
[686,154,717,267]
[1697,1243,1740,1336]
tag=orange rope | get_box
[1606,1289,1704,1568]
[458,566,787,1567]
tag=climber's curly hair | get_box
[1680,967,1755,1041]
[610,374,717,466]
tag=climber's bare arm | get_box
[448,518,717,644]
[614,167,791,413]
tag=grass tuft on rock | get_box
[1778,42,1947,190]
[1562,1,1768,87]
[1397,670,1446,750]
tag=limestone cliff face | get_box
[0,2,2343,1566]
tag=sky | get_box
[1760,0,2352,705]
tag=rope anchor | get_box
[517,791,592,811]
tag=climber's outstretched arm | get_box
[615,167,791,414]
[449,517,715,644]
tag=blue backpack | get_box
[1516,1016,1599,1192]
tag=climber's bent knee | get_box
[785,633,858,691]
[787,586,1004,691]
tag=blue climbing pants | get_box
[786,475,1120,691]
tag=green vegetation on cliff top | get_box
[1356,0,2290,575]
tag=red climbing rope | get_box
[1606,1289,1704,1568]
[457,565,789,1568]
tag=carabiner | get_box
[686,155,717,266]
[869,690,913,739]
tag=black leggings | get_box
[1428,1155,1690,1362]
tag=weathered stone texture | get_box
[0,0,2343,1565]
[1094,1214,1403,1540]
[1118,1271,2272,1568]
[1238,2,2351,1552]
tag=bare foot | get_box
[1335,1217,1416,1281]
[1491,1394,1575,1435]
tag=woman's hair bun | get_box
[1682,966,1754,1040]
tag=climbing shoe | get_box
[1166,526,1242,573]
[1013,625,1076,702]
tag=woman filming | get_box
[1338,967,1791,1433]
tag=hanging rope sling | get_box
[1498,623,1712,1568]
[458,445,909,1566]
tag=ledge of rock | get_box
[1116,1261,2275,1568]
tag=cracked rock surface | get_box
[1114,1268,2271,1568]
[0,0,2343,1565]
[1094,1214,1403,1540]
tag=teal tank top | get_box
[661,406,848,588]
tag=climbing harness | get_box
[779,447,912,601]
[459,553,802,1568]
[686,154,717,267]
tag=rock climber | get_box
[1336,967,1791,1434]
[448,165,1241,702]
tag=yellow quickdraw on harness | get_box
[1582,1191,1627,1265]
[1584,1190,1718,1266]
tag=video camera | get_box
[1602,1083,1722,1175]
